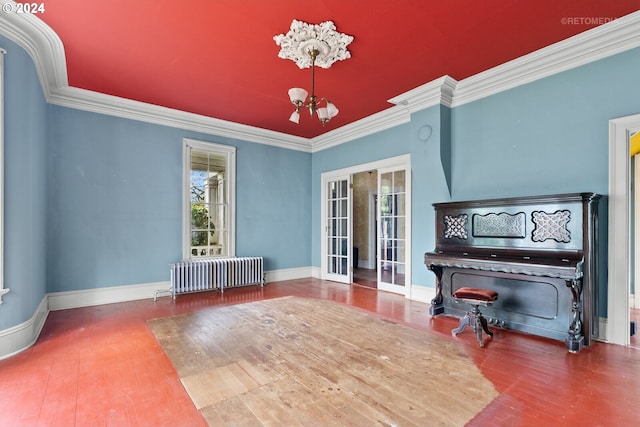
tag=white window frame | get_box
[182,138,236,259]
[0,48,7,303]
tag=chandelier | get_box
[287,48,338,125]
[274,20,354,126]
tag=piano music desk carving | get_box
[424,193,600,353]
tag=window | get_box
[183,139,235,259]
[0,48,7,303]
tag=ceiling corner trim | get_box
[387,75,458,112]
[0,0,68,94]
[0,6,312,152]
[311,75,459,153]
[48,86,312,152]
[452,10,640,107]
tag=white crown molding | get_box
[0,1,68,95]
[1,2,638,153]
[388,75,458,111]
[311,104,411,152]
[452,11,640,107]
[48,86,313,152]
[0,1,312,153]
[309,75,457,152]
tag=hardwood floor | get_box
[352,267,406,289]
[1,278,639,426]
[353,267,377,288]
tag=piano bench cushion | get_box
[453,287,498,302]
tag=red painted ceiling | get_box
[28,0,640,139]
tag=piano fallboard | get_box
[425,252,582,280]
[425,193,601,353]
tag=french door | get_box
[320,155,411,292]
[377,167,407,294]
[324,175,352,283]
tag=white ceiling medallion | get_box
[274,20,354,69]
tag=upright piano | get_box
[424,193,601,352]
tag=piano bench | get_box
[451,287,499,348]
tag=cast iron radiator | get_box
[155,257,265,300]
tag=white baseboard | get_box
[311,266,321,279]
[0,295,49,360]
[47,267,314,312]
[265,267,314,283]
[409,284,435,304]
[48,281,170,311]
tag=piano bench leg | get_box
[452,314,473,335]
[452,303,494,348]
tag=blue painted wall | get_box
[235,141,311,269]
[0,34,311,332]
[451,48,640,200]
[1,28,638,332]
[46,107,311,293]
[409,105,453,287]
[0,35,49,329]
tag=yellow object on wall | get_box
[631,131,640,157]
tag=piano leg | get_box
[566,278,585,353]
[428,265,445,316]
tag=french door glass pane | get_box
[379,170,406,287]
[327,179,349,276]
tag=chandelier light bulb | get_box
[317,107,329,124]
[289,110,301,124]
[326,101,339,118]
[288,88,308,105]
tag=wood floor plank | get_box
[149,296,498,426]
[200,395,263,427]
[180,362,261,409]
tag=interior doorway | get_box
[320,154,411,297]
[608,114,640,346]
[630,134,639,348]
[352,171,378,289]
